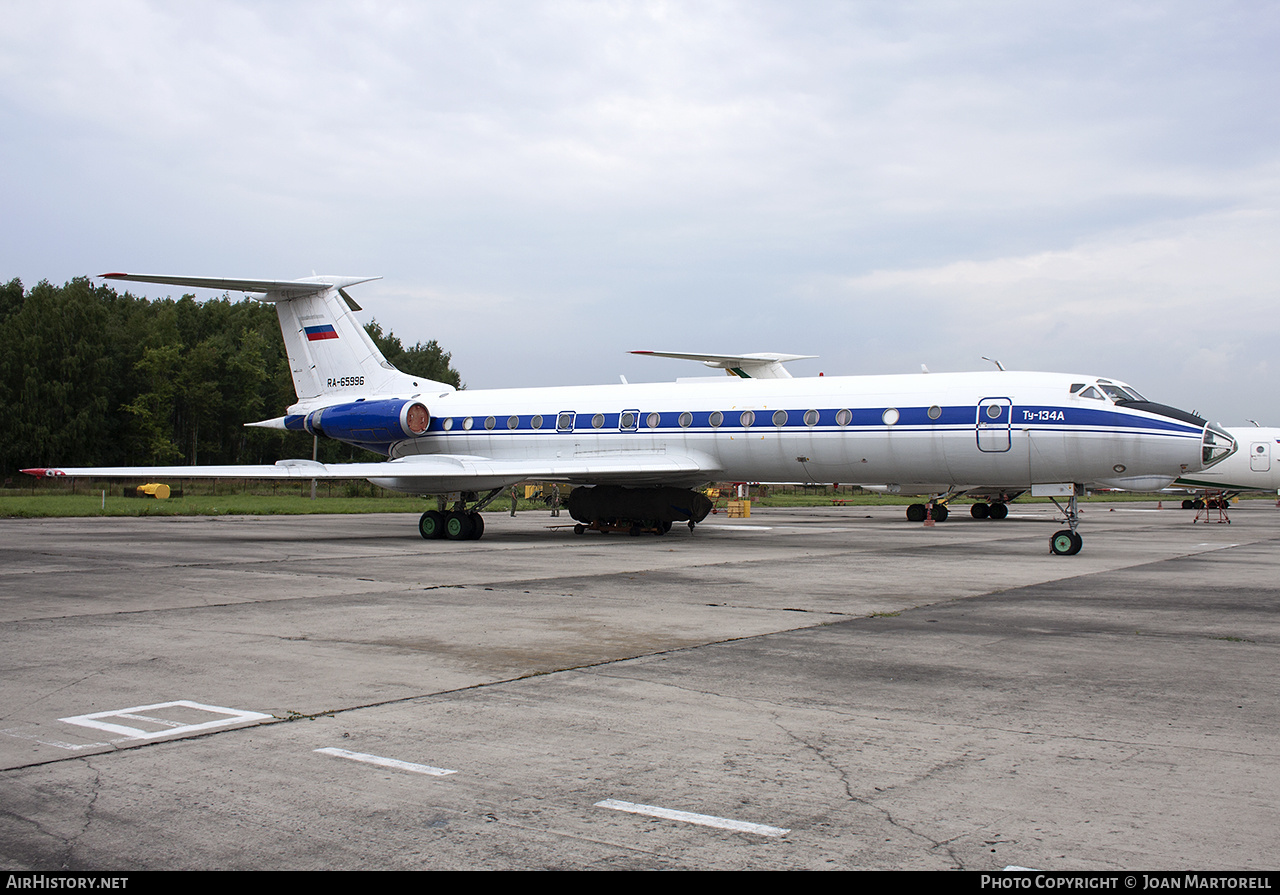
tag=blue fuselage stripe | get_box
[397,404,1200,449]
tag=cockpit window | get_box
[1098,383,1147,402]
[1069,383,1086,394]
[1078,386,1103,400]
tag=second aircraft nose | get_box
[1202,423,1237,469]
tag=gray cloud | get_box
[2,0,1277,422]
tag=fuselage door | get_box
[976,397,1012,453]
[557,411,576,433]
[619,409,640,432]
[1250,441,1271,472]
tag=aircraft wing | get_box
[23,450,721,492]
[630,350,816,379]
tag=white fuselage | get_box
[374,371,1213,493]
[1174,427,1280,493]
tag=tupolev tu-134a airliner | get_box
[23,273,1237,556]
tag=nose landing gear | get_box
[1048,491,1083,555]
[1050,529,1083,556]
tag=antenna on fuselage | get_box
[981,356,1005,371]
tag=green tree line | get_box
[0,277,461,477]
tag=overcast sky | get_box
[3,1,1277,425]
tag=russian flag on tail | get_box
[305,324,339,341]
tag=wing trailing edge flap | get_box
[364,450,721,487]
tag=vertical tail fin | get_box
[266,277,448,402]
[100,273,457,405]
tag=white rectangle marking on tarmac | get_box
[315,747,457,776]
[595,799,789,837]
[116,713,187,728]
[60,701,272,740]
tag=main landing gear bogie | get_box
[909,501,1011,523]
[968,502,1009,520]
[906,503,948,522]
[907,503,944,522]
[420,509,486,541]
[420,488,503,541]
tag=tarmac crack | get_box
[68,759,104,868]
[771,717,973,870]
[0,670,107,725]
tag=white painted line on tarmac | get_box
[60,701,272,740]
[595,798,789,837]
[315,747,457,776]
[0,728,110,750]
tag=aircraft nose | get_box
[1201,423,1236,469]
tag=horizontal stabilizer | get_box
[631,350,817,379]
[100,273,381,300]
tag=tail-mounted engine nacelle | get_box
[302,399,431,443]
